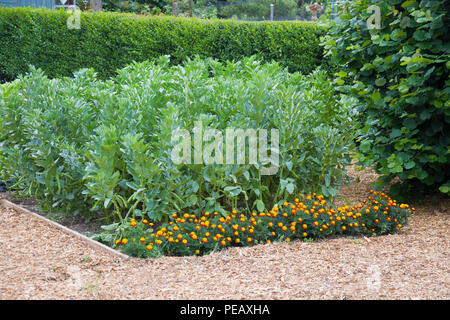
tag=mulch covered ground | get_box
[0,167,449,299]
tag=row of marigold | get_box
[114,190,413,257]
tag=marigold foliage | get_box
[114,191,413,258]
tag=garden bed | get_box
[1,166,448,299]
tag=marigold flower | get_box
[121,238,128,245]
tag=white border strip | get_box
[0,199,129,260]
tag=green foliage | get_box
[0,57,356,222]
[218,0,298,20]
[0,7,325,82]
[322,0,450,199]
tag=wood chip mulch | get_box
[0,167,449,300]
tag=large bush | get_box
[322,0,450,198]
[0,7,325,81]
[0,57,356,222]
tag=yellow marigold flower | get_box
[182,239,188,245]
[278,222,283,228]
[205,232,210,237]
[177,234,183,240]
[268,222,273,227]
[195,250,200,255]
[115,239,121,245]
[313,221,319,227]
[282,226,287,231]
[156,239,162,245]
[235,238,240,244]
[168,237,174,243]
[142,219,148,224]
[173,226,179,231]
[220,240,226,246]
[146,245,153,250]
[247,237,252,243]
[140,237,145,243]
[172,213,177,218]
[302,224,308,229]
[204,212,210,217]
[342,226,346,231]
[283,202,289,206]
[285,238,291,243]
[121,238,128,245]
[302,232,307,237]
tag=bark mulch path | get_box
[0,167,449,300]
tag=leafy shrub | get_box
[321,0,450,198]
[0,57,356,223]
[109,191,413,257]
[0,7,325,82]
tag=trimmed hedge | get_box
[0,7,325,81]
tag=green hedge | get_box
[0,7,325,81]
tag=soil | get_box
[0,166,449,299]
